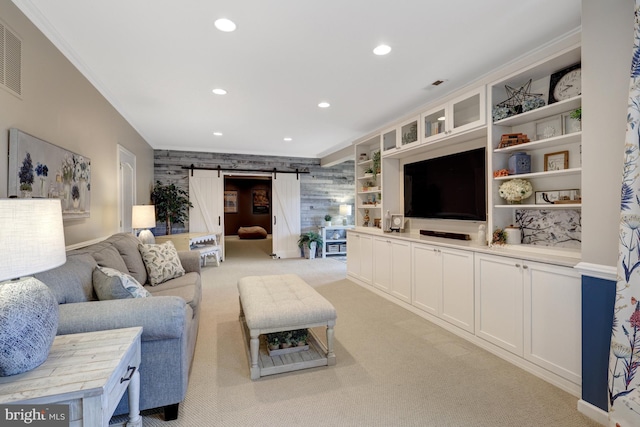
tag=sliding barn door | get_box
[189,170,224,257]
[272,173,301,259]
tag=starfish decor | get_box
[497,79,543,113]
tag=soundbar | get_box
[420,230,470,240]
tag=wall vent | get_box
[0,20,22,97]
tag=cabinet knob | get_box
[515,263,521,268]
[523,265,529,269]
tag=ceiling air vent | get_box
[0,20,22,97]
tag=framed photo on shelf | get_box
[535,189,580,205]
[544,150,569,171]
[535,115,562,140]
[562,112,581,134]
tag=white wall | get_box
[582,0,634,267]
[0,2,154,246]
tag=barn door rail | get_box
[182,164,308,179]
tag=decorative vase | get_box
[40,178,47,198]
[63,182,71,211]
[73,198,80,210]
[507,152,531,175]
[0,278,59,376]
[307,242,317,259]
[20,190,32,198]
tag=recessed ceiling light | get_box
[214,18,236,32]
[213,132,223,136]
[284,137,293,142]
[212,88,227,95]
[318,102,331,108]
[373,44,391,56]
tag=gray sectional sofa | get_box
[34,232,201,421]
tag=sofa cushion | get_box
[146,272,201,318]
[93,266,151,300]
[105,233,148,285]
[90,244,129,273]
[34,253,97,304]
[139,241,185,286]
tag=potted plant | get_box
[266,333,280,351]
[324,214,332,226]
[372,150,381,175]
[297,231,323,259]
[150,181,193,235]
[293,329,308,346]
[363,167,374,177]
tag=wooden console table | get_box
[0,327,142,427]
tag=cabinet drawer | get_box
[105,340,141,418]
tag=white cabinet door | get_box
[390,239,411,303]
[359,234,373,284]
[474,253,524,356]
[347,232,373,285]
[411,243,441,315]
[346,232,361,277]
[373,237,392,292]
[272,173,301,259]
[440,248,475,333]
[524,261,581,384]
[448,86,486,135]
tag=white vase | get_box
[307,242,317,259]
[79,179,87,212]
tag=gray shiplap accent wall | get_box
[153,150,354,234]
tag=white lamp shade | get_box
[132,205,156,229]
[0,199,66,281]
[339,204,352,216]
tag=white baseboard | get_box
[578,399,608,426]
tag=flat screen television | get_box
[404,147,486,221]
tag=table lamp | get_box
[0,199,66,376]
[339,204,352,225]
[132,205,156,244]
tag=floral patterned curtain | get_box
[609,2,640,425]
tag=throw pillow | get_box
[93,266,151,300]
[138,241,186,286]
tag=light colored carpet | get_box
[134,238,598,426]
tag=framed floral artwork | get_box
[544,150,569,171]
[8,128,91,220]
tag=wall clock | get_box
[548,63,581,104]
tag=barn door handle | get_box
[218,216,221,226]
[274,216,277,225]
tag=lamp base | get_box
[0,277,58,376]
[138,229,155,244]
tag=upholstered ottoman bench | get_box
[237,274,337,380]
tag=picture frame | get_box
[8,128,91,220]
[535,115,562,140]
[544,150,569,171]
[224,190,238,213]
[562,112,581,134]
[535,189,581,205]
[252,189,270,214]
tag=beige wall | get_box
[0,2,154,246]
[582,0,634,267]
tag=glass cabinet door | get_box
[450,87,485,133]
[422,107,446,141]
[382,128,397,152]
[400,117,419,147]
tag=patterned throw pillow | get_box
[138,241,186,286]
[93,266,151,300]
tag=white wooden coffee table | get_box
[0,327,142,427]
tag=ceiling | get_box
[13,0,581,159]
